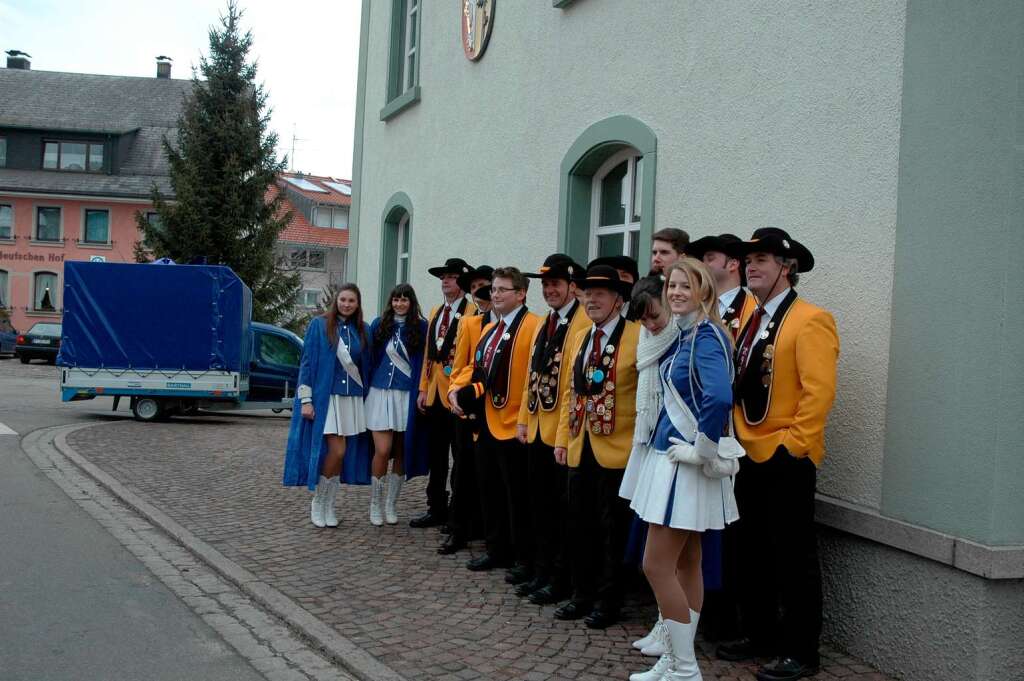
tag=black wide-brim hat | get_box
[428,257,474,279]
[524,253,584,282]
[739,227,814,273]
[685,233,745,260]
[587,255,640,284]
[472,285,492,302]
[457,264,494,292]
[577,264,634,298]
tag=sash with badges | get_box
[734,289,798,425]
[426,297,468,378]
[472,307,529,409]
[722,289,748,339]
[527,301,579,414]
[569,318,627,438]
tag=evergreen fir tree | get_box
[136,1,299,323]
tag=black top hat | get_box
[524,254,583,282]
[578,264,634,298]
[739,227,814,272]
[587,255,640,284]
[457,264,494,293]
[472,284,492,302]
[685,233,745,260]
[427,258,474,280]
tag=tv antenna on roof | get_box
[289,124,307,172]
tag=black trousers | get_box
[474,426,529,564]
[424,400,455,518]
[734,451,822,664]
[448,417,482,540]
[566,436,631,610]
[527,437,568,585]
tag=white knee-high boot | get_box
[663,618,702,681]
[310,475,329,527]
[323,476,340,527]
[385,472,403,525]
[634,612,663,650]
[369,476,385,526]
[640,614,668,656]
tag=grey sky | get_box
[0,0,361,179]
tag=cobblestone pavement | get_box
[67,416,892,681]
[24,424,355,681]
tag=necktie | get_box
[588,329,604,372]
[437,305,451,341]
[482,320,506,370]
[736,307,765,373]
[546,312,558,339]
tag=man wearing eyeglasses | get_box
[449,267,541,578]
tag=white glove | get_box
[702,457,740,479]
[666,436,702,465]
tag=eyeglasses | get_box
[490,286,521,294]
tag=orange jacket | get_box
[451,310,541,441]
[734,297,839,466]
[419,300,476,409]
[555,320,641,469]
[517,304,591,447]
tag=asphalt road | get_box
[0,359,265,681]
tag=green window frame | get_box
[558,115,658,267]
[380,0,422,121]
[379,191,413,305]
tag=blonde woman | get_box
[621,259,740,681]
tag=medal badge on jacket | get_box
[569,320,625,438]
[527,306,574,413]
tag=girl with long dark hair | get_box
[365,283,429,525]
[283,283,372,528]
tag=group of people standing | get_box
[282,226,839,681]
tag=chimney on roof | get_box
[5,50,31,70]
[156,55,172,79]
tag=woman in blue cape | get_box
[365,283,430,526]
[283,283,373,528]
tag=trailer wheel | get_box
[272,408,284,414]
[132,397,163,422]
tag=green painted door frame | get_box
[557,115,658,267]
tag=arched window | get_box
[591,149,644,260]
[33,271,59,312]
[379,192,413,307]
[558,115,657,267]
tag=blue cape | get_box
[367,315,430,479]
[283,315,374,489]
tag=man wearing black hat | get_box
[587,255,639,318]
[717,228,839,681]
[686,234,757,340]
[553,264,640,629]
[437,265,494,555]
[412,258,476,529]
[510,254,590,601]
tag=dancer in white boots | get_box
[620,276,677,657]
[283,284,372,528]
[620,260,742,680]
[366,284,429,526]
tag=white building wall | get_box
[354,1,907,508]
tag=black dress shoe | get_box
[466,554,510,571]
[553,600,592,620]
[528,583,570,605]
[439,523,452,535]
[584,608,619,629]
[437,536,466,555]
[513,576,547,598]
[504,564,533,585]
[409,512,445,528]
[755,657,820,681]
[717,637,773,661]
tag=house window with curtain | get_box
[42,141,105,172]
[0,269,9,309]
[34,272,59,312]
[591,149,644,261]
[83,209,110,244]
[313,206,349,230]
[0,205,12,240]
[35,207,61,242]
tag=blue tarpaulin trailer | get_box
[57,261,297,421]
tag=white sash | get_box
[386,335,412,378]
[661,345,699,446]
[336,334,363,387]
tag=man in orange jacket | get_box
[450,267,541,576]
[717,228,839,681]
